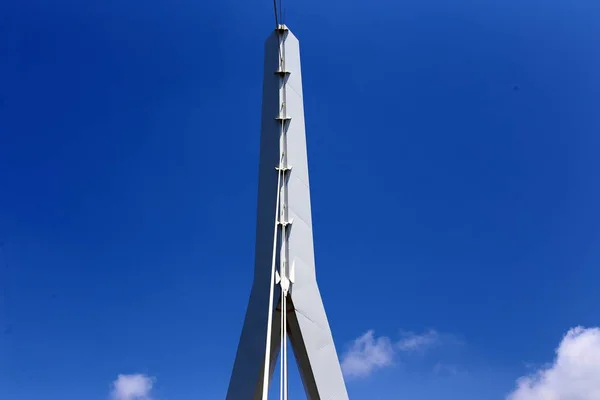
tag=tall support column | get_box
[226,26,349,400]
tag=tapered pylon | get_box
[226,26,349,400]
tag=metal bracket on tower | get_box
[277,218,293,228]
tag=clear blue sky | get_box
[1,0,599,399]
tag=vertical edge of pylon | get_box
[225,29,285,400]
[283,30,350,400]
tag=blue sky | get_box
[1,0,600,399]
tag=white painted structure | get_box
[226,26,349,400]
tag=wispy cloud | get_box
[507,326,600,400]
[110,374,155,400]
[433,362,459,376]
[341,329,454,379]
[340,330,395,379]
[397,329,440,351]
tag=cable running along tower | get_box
[225,4,349,400]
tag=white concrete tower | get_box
[225,26,349,400]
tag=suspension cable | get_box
[273,0,285,27]
[260,154,284,400]
[262,7,288,397]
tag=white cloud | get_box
[397,329,440,351]
[507,326,600,400]
[341,330,395,379]
[341,329,448,379]
[111,374,155,400]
